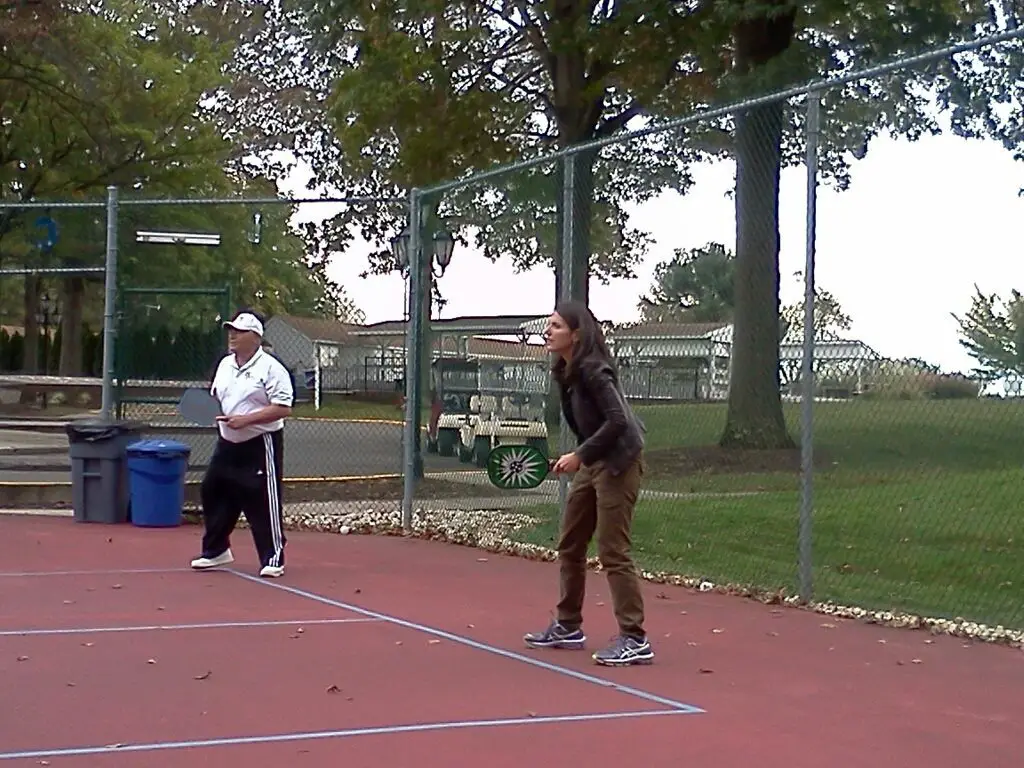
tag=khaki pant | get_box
[555,456,646,638]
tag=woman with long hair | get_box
[523,301,653,666]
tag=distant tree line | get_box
[0,326,102,376]
[0,324,222,381]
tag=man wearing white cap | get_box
[190,310,294,578]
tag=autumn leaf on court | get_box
[326,685,342,694]
[699,668,714,674]
[193,671,212,681]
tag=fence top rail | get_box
[419,25,1024,197]
[0,201,106,210]
[0,195,405,210]
[118,195,405,207]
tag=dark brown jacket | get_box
[559,356,645,476]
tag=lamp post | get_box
[389,224,455,277]
[389,220,456,479]
[36,291,62,375]
[36,291,61,409]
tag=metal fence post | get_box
[100,185,119,422]
[558,154,577,518]
[401,189,424,532]
[313,340,322,411]
[799,92,821,602]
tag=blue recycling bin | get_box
[125,439,192,528]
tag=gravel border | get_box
[193,503,1021,650]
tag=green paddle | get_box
[486,443,554,489]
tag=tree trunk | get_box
[720,99,793,449]
[719,8,797,450]
[59,277,85,375]
[18,276,41,405]
[546,149,596,428]
[21,275,40,373]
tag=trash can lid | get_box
[126,439,192,457]
[66,419,147,441]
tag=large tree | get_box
[953,285,1024,382]
[161,1,1022,447]
[297,0,712,294]
[0,0,232,372]
[665,0,1020,448]
[638,242,851,339]
[0,0,364,375]
[638,242,735,324]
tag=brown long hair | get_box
[551,300,615,385]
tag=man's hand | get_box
[552,452,581,475]
[216,414,251,430]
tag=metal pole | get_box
[314,341,321,411]
[799,93,821,602]
[100,185,119,422]
[558,155,576,517]
[401,190,424,532]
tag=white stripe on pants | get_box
[263,432,284,567]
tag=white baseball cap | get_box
[223,312,264,337]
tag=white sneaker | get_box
[260,565,284,578]
[190,550,234,569]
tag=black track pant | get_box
[199,430,286,568]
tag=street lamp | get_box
[36,291,62,376]
[389,222,456,277]
[390,224,410,273]
[432,229,454,274]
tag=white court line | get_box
[0,617,379,637]
[0,567,190,578]
[0,709,689,761]
[230,570,705,714]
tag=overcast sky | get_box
[282,129,1022,379]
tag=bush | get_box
[861,372,979,400]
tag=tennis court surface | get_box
[1,513,1020,767]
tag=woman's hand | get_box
[552,452,581,475]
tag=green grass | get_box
[511,470,1024,629]
[632,398,1024,492]
[294,396,1024,629]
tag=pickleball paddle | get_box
[177,387,222,426]
[486,443,554,489]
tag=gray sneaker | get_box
[592,634,654,666]
[524,620,586,650]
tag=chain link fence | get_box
[0,193,416,514]
[2,26,1023,648]
[398,29,1024,644]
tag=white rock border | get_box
[186,503,1024,650]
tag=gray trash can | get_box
[66,420,146,524]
